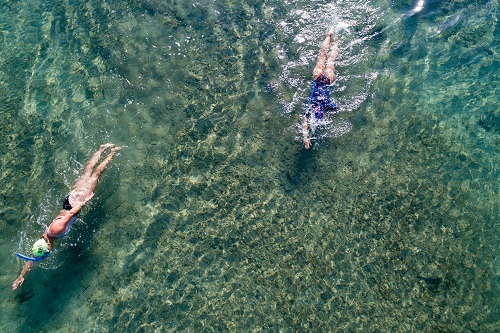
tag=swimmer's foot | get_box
[111,147,122,154]
[100,143,115,150]
[327,28,334,37]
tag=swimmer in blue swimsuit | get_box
[12,143,122,290]
[303,28,340,149]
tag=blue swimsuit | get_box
[305,73,338,119]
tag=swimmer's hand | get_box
[12,276,24,290]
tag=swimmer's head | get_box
[32,239,49,258]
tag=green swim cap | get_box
[32,239,48,258]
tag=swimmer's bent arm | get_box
[56,194,92,221]
[71,192,94,213]
[68,200,86,215]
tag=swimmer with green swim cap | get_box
[32,239,49,257]
[12,143,122,291]
[15,237,52,262]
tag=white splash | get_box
[294,34,306,43]
[413,0,425,13]
[337,21,350,31]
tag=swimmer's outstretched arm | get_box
[12,235,52,290]
[303,115,311,149]
[12,261,32,290]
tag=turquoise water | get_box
[1,0,499,331]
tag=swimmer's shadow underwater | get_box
[282,147,322,194]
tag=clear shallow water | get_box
[1,0,499,332]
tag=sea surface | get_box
[1,0,499,332]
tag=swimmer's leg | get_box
[325,38,339,82]
[83,143,115,177]
[91,147,122,181]
[69,144,119,207]
[313,28,334,80]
